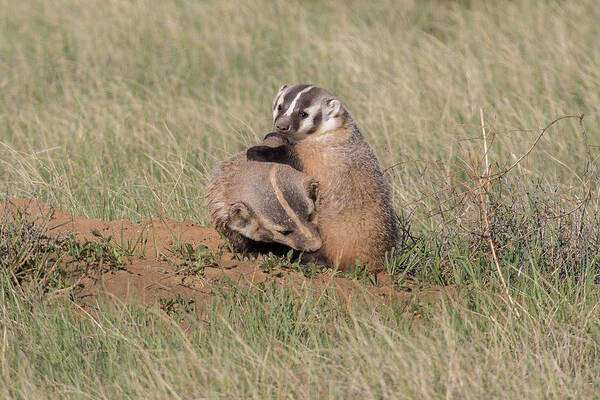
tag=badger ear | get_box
[229,202,252,229]
[304,178,320,204]
[278,84,288,94]
[322,98,342,120]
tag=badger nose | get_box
[276,121,290,132]
[305,237,322,252]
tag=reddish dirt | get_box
[3,199,457,311]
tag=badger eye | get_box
[299,111,308,119]
[279,230,293,236]
[277,104,283,111]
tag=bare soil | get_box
[4,199,456,310]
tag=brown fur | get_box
[294,122,398,269]
[205,136,321,257]
[248,85,399,270]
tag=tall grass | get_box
[1,0,598,224]
[1,276,599,399]
[1,0,599,398]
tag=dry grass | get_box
[0,0,599,398]
[1,0,598,224]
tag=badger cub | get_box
[247,84,398,269]
[206,135,321,256]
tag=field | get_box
[1,0,600,398]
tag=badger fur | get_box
[247,84,398,269]
[206,135,321,256]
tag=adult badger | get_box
[247,84,398,269]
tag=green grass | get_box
[1,0,598,223]
[1,275,599,398]
[1,0,600,398]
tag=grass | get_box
[167,242,219,276]
[1,0,600,398]
[1,0,598,223]
[0,202,72,296]
[1,274,599,398]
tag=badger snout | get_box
[275,117,291,133]
[304,236,322,252]
[293,233,322,253]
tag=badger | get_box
[206,135,321,257]
[247,84,399,270]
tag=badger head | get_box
[227,172,321,252]
[271,84,348,141]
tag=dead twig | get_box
[490,114,583,181]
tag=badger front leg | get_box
[246,144,302,171]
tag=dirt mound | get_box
[3,199,453,311]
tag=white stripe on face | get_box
[272,87,289,120]
[297,104,321,134]
[269,165,312,238]
[283,86,314,117]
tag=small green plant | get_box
[118,223,148,258]
[158,294,195,319]
[385,241,422,276]
[342,258,369,280]
[259,252,290,274]
[341,258,378,285]
[67,229,132,269]
[298,262,328,279]
[169,242,220,276]
[384,241,426,289]
[259,250,326,278]
[217,232,241,261]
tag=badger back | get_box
[205,150,320,251]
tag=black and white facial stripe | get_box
[271,84,345,138]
